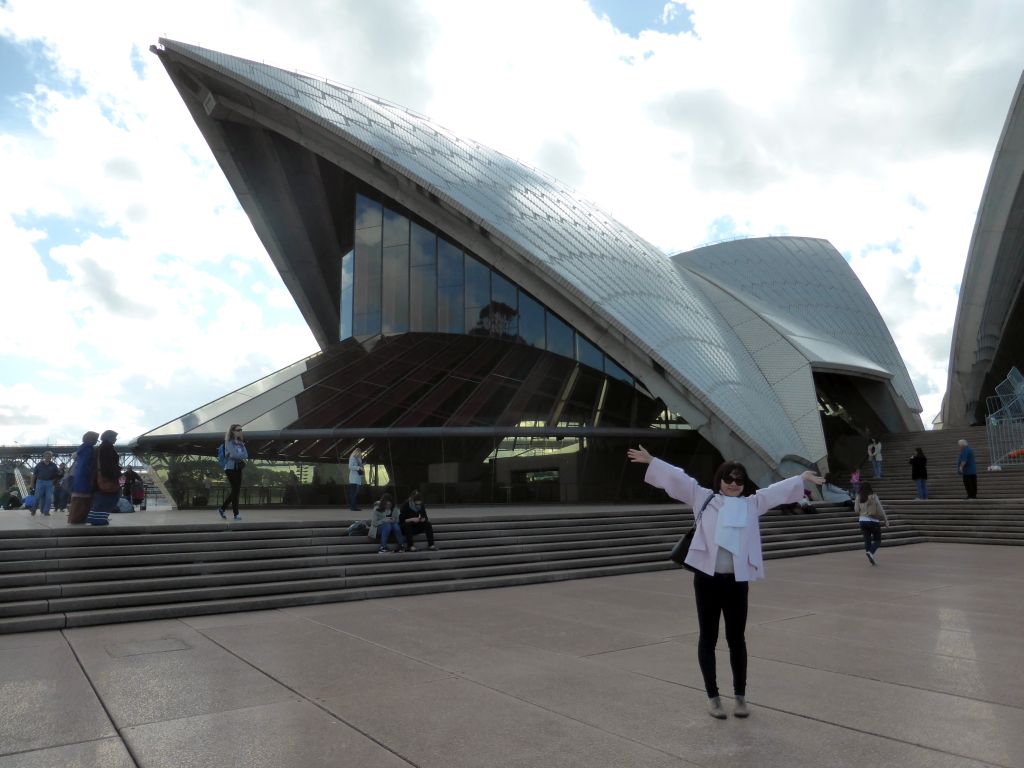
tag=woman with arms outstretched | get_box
[628,444,824,720]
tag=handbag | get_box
[670,493,715,570]
[95,469,120,494]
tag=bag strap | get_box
[694,492,714,522]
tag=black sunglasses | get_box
[724,474,747,485]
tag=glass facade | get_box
[343,194,633,386]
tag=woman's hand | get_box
[801,470,826,485]
[626,445,653,464]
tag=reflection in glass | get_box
[355,194,382,229]
[383,208,409,247]
[382,243,409,334]
[490,273,518,339]
[576,335,603,371]
[604,357,634,386]
[546,313,574,358]
[410,223,437,332]
[340,250,353,340]
[353,225,382,336]
[437,239,464,333]
[518,292,545,348]
[465,257,490,335]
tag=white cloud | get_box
[1,0,1022,443]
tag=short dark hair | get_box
[712,461,754,496]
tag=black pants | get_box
[860,521,882,554]
[963,474,977,499]
[693,571,749,699]
[401,520,434,547]
[223,468,243,515]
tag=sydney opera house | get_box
[943,72,1024,429]
[138,39,923,503]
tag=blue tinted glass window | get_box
[604,357,634,386]
[355,195,382,229]
[382,243,409,334]
[383,208,409,247]
[464,257,490,335]
[490,273,518,339]
[576,335,603,370]
[546,313,574,358]
[518,292,545,348]
[410,223,436,267]
[410,223,437,332]
[437,239,464,333]
[340,250,353,340]
[353,225,382,336]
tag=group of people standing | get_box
[68,430,123,525]
[17,432,145,525]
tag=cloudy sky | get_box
[2,0,1022,446]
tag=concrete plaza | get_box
[1,539,1022,767]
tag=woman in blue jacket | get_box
[218,424,249,521]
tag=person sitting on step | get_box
[399,491,437,551]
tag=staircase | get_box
[0,505,919,634]
[845,425,1024,500]
[836,425,1024,545]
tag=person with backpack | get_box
[217,424,248,521]
[855,482,889,565]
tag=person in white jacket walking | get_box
[628,445,823,720]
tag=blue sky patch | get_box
[588,0,694,37]
[14,212,122,281]
[0,35,85,131]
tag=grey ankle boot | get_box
[708,696,727,719]
[733,696,750,718]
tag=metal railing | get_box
[986,367,1024,466]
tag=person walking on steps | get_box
[867,438,883,479]
[218,424,248,521]
[627,444,824,720]
[909,447,928,500]
[957,439,978,500]
[855,482,889,565]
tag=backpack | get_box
[216,443,229,470]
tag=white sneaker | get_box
[866,551,876,565]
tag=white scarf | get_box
[715,496,749,554]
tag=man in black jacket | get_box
[399,491,437,551]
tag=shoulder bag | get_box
[95,468,120,495]
[670,493,716,570]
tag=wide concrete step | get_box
[0,499,1016,634]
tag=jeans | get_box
[860,521,882,554]
[871,460,882,478]
[348,483,361,511]
[693,571,749,698]
[33,479,54,515]
[223,468,242,515]
[915,479,928,499]
[378,521,405,550]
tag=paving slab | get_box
[0,737,135,768]
[0,631,116,756]
[62,619,295,727]
[122,698,410,768]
